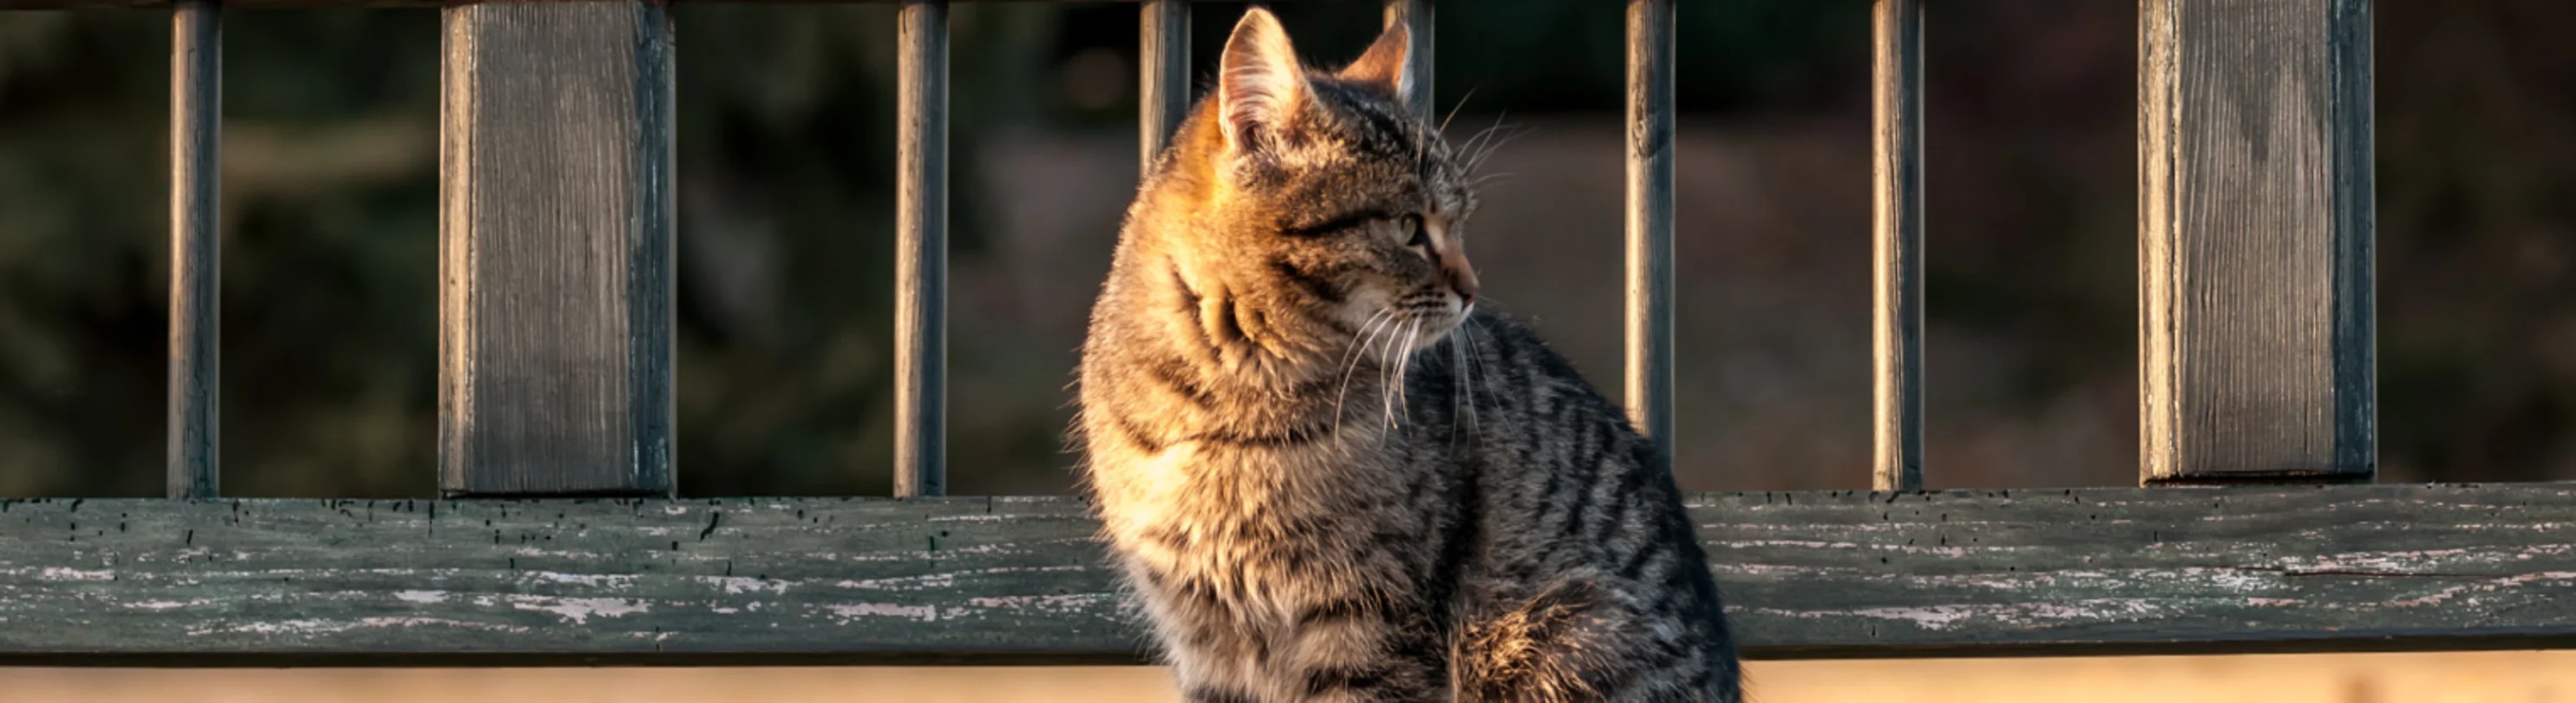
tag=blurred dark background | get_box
[0,2,2567,498]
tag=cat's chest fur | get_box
[1089,427,1435,620]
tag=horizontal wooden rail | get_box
[3,484,2571,665]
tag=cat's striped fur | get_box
[1076,8,1742,702]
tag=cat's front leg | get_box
[1258,595,1449,703]
[1451,576,1738,703]
[1153,610,1267,702]
[1140,574,1442,703]
[1127,566,1268,702]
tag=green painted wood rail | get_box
[3,484,2570,665]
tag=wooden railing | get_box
[1,0,2568,667]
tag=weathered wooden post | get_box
[1141,0,1189,169]
[438,1,677,496]
[1625,0,1675,464]
[168,0,221,500]
[2139,0,2375,484]
[1871,0,1925,492]
[1384,0,1432,121]
[893,0,950,498]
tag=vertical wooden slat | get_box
[1871,0,1925,492]
[1139,0,1187,170]
[894,0,949,499]
[167,0,220,500]
[438,2,677,497]
[1383,0,1431,121]
[1624,0,1674,458]
[2139,0,2374,485]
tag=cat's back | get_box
[1423,309,1741,700]
[1441,306,1704,542]
[1432,308,1649,450]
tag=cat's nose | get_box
[1442,253,1480,306]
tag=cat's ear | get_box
[1337,21,1411,104]
[1218,7,1309,154]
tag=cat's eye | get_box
[1396,214,1428,249]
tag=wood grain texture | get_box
[5,485,2570,664]
[1138,0,1187,171]
[1623,0,1674,459]
[1382,0,1430,122]
[893,0,948,499]
[438,2,677,497]
[2139,0,2375,485]
[1871,0,1923,493]
[167,0,221,500]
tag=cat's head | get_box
[1145,7,1481,364]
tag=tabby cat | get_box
[1076,8,1742,702]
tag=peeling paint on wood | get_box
[1,485,2573,664]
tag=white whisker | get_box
[1437,87,1481,136]
[1450,332,1481,442]
[1461,120,1530,181]
[1386,324,1414,429]
[1459,116,1508,169]
[1333,308,1399,436]
[1394,319,1422,424]
[1375,311,1412,431]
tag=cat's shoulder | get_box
[1461,307,1567,359]
[1451,307,1602,386]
